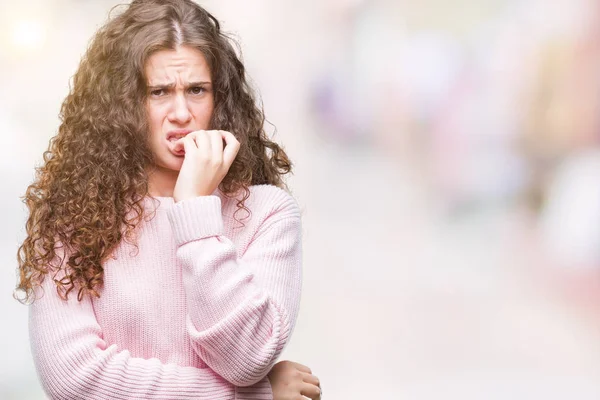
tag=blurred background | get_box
[2,0,600,398]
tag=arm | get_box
[166,192,302,387]
[29,276,273,400]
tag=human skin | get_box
[145,45,321,399]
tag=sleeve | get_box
[29,276,273,400]
[165,192,302,388]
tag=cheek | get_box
[192,103,214,127]
[146,104,165,132]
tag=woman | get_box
[16,0,321,399]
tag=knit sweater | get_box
[29,184,303,400]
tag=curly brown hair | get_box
[16,0,292,304]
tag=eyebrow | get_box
[147,81,212,90]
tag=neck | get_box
[147,165,179,197]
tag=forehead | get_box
[145,46,211,84]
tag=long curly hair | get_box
[16,0,292,304]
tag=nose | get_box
[168,92,192,124]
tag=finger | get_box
[208,130,223,164]
[192,130,211,158]
[179,132,197,154]
[302,372,320,388]
[219,130,240,167]
[173,132,193,153]
[289,362,312,374]
[300,382,321,400]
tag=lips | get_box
[166,129,192,156]
[166,129,192,142]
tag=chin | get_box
[156,155,183,172]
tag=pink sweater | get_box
[29,184,303,400]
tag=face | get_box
[145,45,214,172]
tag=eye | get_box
[189,86,206,95]
[150,88,167,97]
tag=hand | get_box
[173,130,240,202]
[267,360,322,400]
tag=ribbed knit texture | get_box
[29,184,303,400]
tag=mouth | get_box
[166,129,193,142]
[166,129,192,156]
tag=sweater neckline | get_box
[143,189,224,204]
[142,196,175,208]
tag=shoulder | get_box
[248,184,300,216]
[220,184,301,221]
